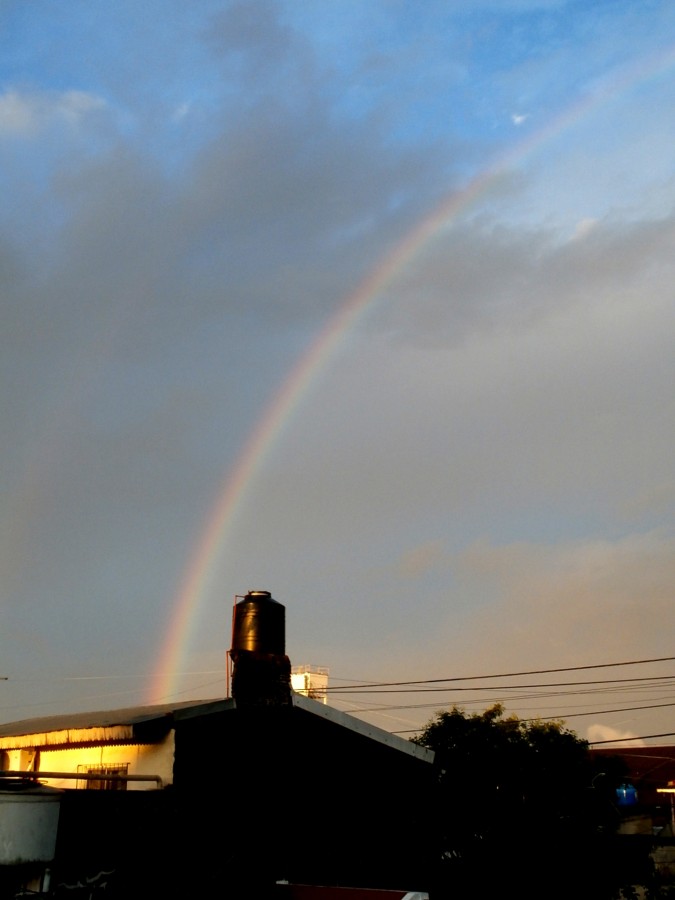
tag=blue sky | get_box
[1,0,674,745]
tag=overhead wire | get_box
[3,653,674,735]
[325,655,675,691]
[325,655,675,740]
[339,700,675,719]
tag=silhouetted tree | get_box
[413,704,651,899]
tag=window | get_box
[77,763,129,791]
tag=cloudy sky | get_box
[2,0,674,745]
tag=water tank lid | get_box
[0,779,62,796]
[242,590,281,603]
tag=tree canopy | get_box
[412,704,648,899]
[413,703,592,826]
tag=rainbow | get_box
[148,41,675,704]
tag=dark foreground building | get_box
[0,592,434,899]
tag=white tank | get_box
[0,783,62,865]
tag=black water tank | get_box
[231,590,285,655]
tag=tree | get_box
[412,704,646,899]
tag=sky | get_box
[1,0,674,747]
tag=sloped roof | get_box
[0,694,433,762]
[0,698,221,750]
[289,693,432,762]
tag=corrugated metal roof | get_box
[0,694,433,763]
[0,698,209,749]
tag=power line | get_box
[4,655,674,737]
[589,732,675,746]
[327,675,675,695]
[326,655,675,692]
[340,699,675,719]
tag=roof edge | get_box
[0,724,135,750]
[291,693,435,763]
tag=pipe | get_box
[0,770,163,788]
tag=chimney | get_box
[229,590,292,706]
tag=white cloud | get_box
[586,724,645,747]
[0,88,105,137]
[55,90,106,123]
[569,216,599,241]
[171,101,191,123]
[0,90,37,135]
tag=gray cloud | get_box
[1,0,674,733]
